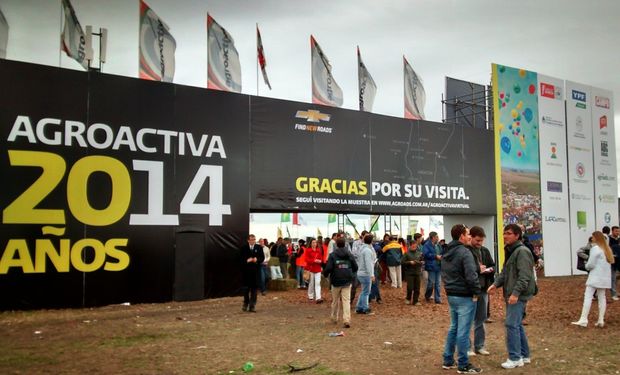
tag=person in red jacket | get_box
[305,238,324,303]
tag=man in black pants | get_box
[240,234,265,312]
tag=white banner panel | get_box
[591,88,618,229]
[538,75,571,276]
[566,81,596,274]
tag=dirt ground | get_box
[1,275,619,375]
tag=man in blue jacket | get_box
[441,224,482,374]
[423,231,442,304]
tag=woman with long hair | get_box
[304,238,324,303]
[571,231,614,328]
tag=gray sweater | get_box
[356,244,376,277]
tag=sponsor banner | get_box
[249,97,496,215]
[492,64,541,268]
[566,81,595,273]
[403,57,426,119]
[311,36,343,107]
[207,14,242,92]
[0,60,249,309]
[591,87,618,228]
[61,0,90,70]
[139,0,176,82]
[537,75,571,276]
[357,47,376,112]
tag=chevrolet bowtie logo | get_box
[295,110,331,123]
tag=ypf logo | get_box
[572,90,586,102]
[576,162,585,178]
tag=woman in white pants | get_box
[304,239,324,303]
[572,231,614,328]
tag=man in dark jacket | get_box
[441,224,482,373]
[402,240,424,305]
[467,226,495,357]
[488,224,536,369]
[240,234,265,312]
[276,238,289,278]
[323,238,358,328]
[423,231,443,303]
[608,226,620,300]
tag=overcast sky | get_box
[2,0,620,183]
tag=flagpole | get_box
[256,23,259,96]
[58,1,63,68]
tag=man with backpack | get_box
[323,238,358,328]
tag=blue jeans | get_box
[260,265,269,292]
[505,300,530,361]
[356,275,372,312]
[443,296,476,367]
[472,292,488,351]
[425,270,442,302]
[295,266,305,287]
[370,265,382,301]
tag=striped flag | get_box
[139,0,176,82]
[292,213,299,225]
[357,47,377,112]
[256,25,271,90]
[207,14,242,92]
[327,213,337,223]
[280,213,290,222]
[0,8,7,59]
[311,35,343,107]
[60,0,89,69]
[403,56,426,120]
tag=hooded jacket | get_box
[323,246,358,287]
[441,240,481,297]
[382,241,403,267]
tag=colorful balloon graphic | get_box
[523,108,533,123]
[501,136,511,154]
[518,69,526,78]
[528,84,536,94]
[511,109,519,118]
[513,84,521,94]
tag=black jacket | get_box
[240,243,265,288]
[469,245,496,290]
[323,247,358,287]
[441,240,481,297]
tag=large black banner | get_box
[0,60,249,309]
[250,97,496,215]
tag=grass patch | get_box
[0,351,57,368]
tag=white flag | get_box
[139,0,176,82]
[60,0,89,69]
[357,47,377,112]
[207,14,242,92]
[403,56,426,120]
[311,35,343,107]
[0,8,8,59]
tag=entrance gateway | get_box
[0,60,495,309]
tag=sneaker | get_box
[484,318,494,323]
[475,348,490,356]
[248,307,256,313]
[521,357,531,364]
[442,363,457,370]
[242,305,248,312]
[457,363,482,373]
[612,296,619,301]
[316,299,324,304]
[405,300,411,305]
[414,302,421,306]
[501,358,524,369]
[376,299,383,304]
[467,351,477,357]
[571,320,587,327]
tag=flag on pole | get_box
[60,0,89,69]
[0,8,8,59]
[277,227,283,239]
[327,213,337,223]
[311,35,343,107]
[403,56,426,119]
[280,213,290,222]
[357,47,377,112]
[207,14,242,92]
[256,25,271,90]
[292,213,299,225]
[139,0,176,82]
[317,227,322,238]
[286,225,291,238]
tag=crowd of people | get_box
[238,222,620,373]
